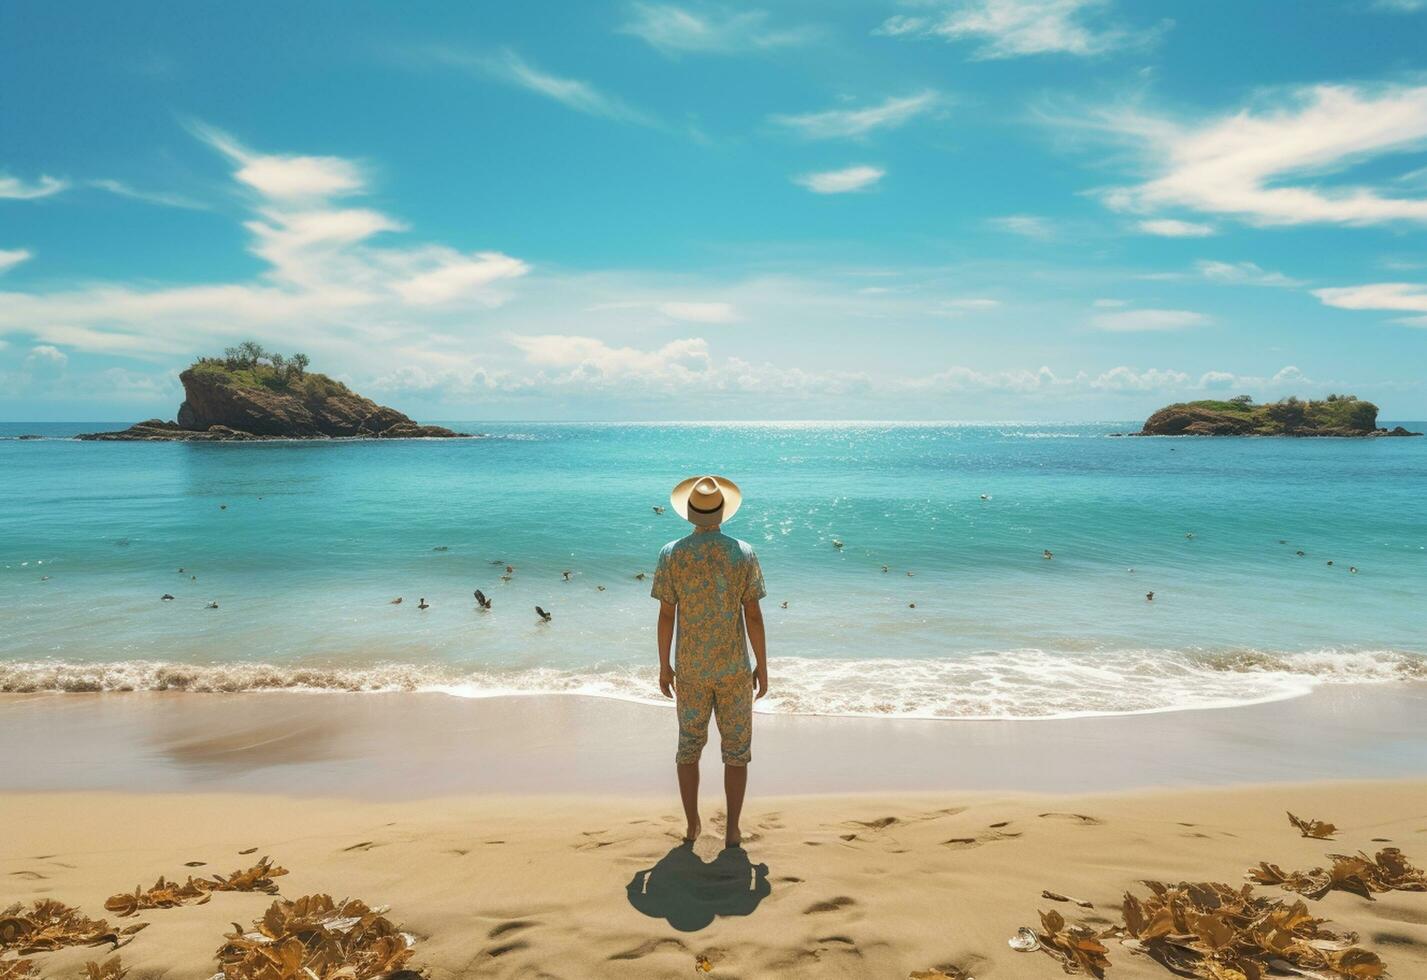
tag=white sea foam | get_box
[2,648,1422,720]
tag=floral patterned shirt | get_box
[651,526,766,683]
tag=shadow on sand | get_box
[626,842,772,931]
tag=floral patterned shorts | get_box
[675,670,753,766]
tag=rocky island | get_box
[78,343,470,441]
[1136,394,1420,437]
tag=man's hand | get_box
[659,664,676,699]
[753,663,769,700]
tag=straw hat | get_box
[670,475,742,527]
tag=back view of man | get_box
[651,475,768,848]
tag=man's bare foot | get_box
[684,821,700,843]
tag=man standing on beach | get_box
[652,475,769,848]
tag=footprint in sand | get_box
[1038,811,1104,826]
[9,871,47,880]
[803,896,856,915]
[488,920,537,939]
[608,937,687,961]
[483,939,530,958]
[341,841,378,852]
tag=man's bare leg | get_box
[724,764,747,847]
[677,762,700,841]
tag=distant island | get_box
[78,342,471,441]
[1135,394,1420,437]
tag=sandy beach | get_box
[4,689,1427,978]
[5,783,1427,979]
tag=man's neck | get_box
[694,524,721,534]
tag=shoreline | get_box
[4,683,1425,798]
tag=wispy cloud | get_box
[875,0,1152,59]
[770,91,940,139]
[657,301,739,322]
[1091,308,1211,332]
[793,165,885,194]
[1137,218,1214,237]
[1094,84,1427,226]
[987,214,1055,239]
[423,47,656,126]
[620,4,818,55]
[88,179,209,211]
[1313,282,1427,325]
[0,173,68,200]
[0,249,32,274]
[1196,260,1301,287]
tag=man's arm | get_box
[744,598,768,699]
[657,600,677,698]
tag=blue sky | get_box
[2,0,1426,421]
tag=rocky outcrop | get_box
[1137,398,1421,437]
[78,367,471,441]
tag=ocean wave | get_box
[2,648,1423,720]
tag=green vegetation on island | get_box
[188,342,349,401]
[1139,394,1420,437]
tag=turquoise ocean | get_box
[2,421,1424,720]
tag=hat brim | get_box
[670,475,742,526]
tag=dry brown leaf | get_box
[1248,847,1427,902]
[0,959,38,980]
[1287,813,1338,840]
[237,848,258,855]
[82,956,128,979]
[213,893,420,980]
[103,858,288,918]
[0,900,119,957]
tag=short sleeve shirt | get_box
[651,527,766,683]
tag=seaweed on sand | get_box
[105,857,288,916]
[212,894,420,980]
[0,900,127,956]
[1119,880,1385,979]
[1033,908,1112,977]
[1288,813,1339,841]
[1249,848,1427,902]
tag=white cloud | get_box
[88,178,209,211]
[987,214,1055,239]
[1091,366,1190,391]
[657,301,739,323]
[1196,260,1301,287]
[1313,282,1427,316]
[1098,84,1427,226]
[0,173,67,200]
[621,4,816,55]
[1137,218,1215,237]
[1091,308,1210,332]
[771,91,940,139]
[793,165,885,194]
[943,297,1001,309]
[875,0,1143,59]
[0,126,528,363]
[425,47,656,127]
[0,249,32,274]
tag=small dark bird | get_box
[433,546,449,552]
[1043,549,1054,560]
[980,493,990,501]
[488,559,505,565]
[653,505,666,515]
[596,585,606,592]
[1146,591,1155,601]
[1278,539,1288,545]
[635,572,647,581]
[40,575,50,581]
[161,594,174,601]
[779,601,788,609]
[219,504,227,510]
[1326,560,1334,566]
[832,539,844,550]
[1350,566,1358,574]
[881,564,889,573]
[190,575,197,581]
[1185,532,1194,539]
[906,570,915,577]
[535,605,552,622]
[908,602,917,609]
[178,567,185,573]
[1296,550,1306,557]
[474,590,492,610]
[562,570,572,581]
[500,574,512,583]
[206,601,219,609]
[389,597,403,605]
[417,597,430,610]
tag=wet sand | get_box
[1,684,1426,797]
